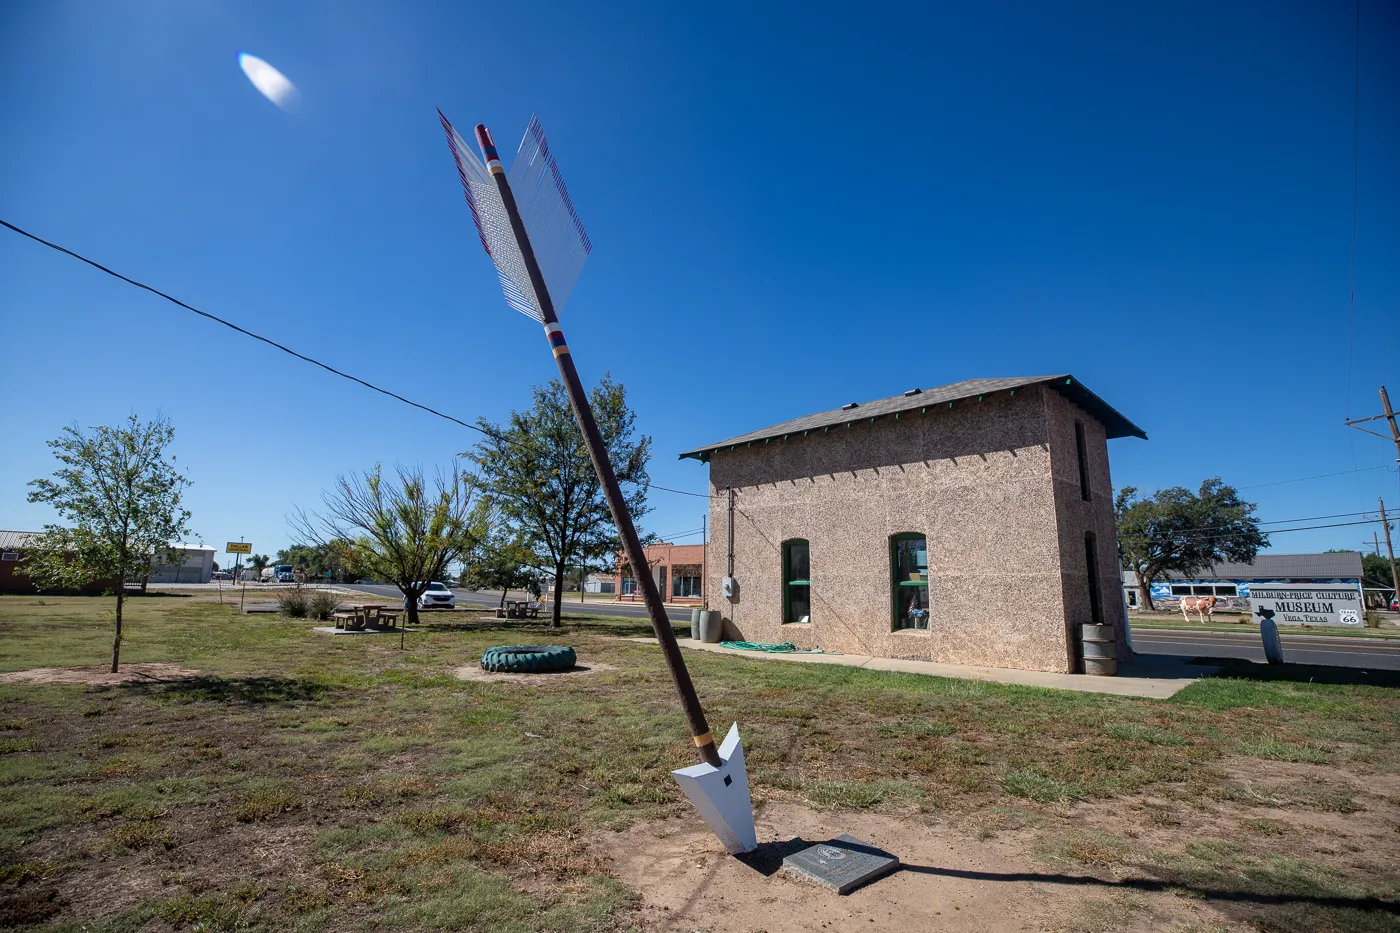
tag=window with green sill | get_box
[783,539,810,623]
[891,533,929,630]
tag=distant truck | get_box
[272,564,295,583]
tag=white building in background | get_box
[145,545,217,584]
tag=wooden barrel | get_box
[697,610,723,643]
[1081,623,1117,676]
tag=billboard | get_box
[1248,583,1363,627]
[226,542,252,554]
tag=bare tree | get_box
[293,463,488,627]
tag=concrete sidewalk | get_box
[629,638,1215,699]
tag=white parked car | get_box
[416,582,455,610]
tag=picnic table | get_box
[334,604,405,631]
[496,599,541,620]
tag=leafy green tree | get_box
[247,553,269,577]
[24,415,193,672]
[1361,552,1396,590]
[272,542,364,582]
[293,463,488,627]
[467,375,651,627]
[1116,478,1266,611]
[463,521,541,608]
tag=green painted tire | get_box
[480,644,577,674]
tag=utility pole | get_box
[701,513,708,609]
[1344,386,1400,460]
[1380,499,1400,614]
[1344,389,1400,612]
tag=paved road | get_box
[1133,629,1400,670]
[338,584,694,623]
[339,586,1400,670]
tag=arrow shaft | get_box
[475,124,720,768]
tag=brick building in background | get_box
[0,530,117,595]
[678,376,1145,673]
[0,530,214,593]
[615,541,706,605]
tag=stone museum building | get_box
[679,376,1146,673]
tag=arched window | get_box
[782,539,810,623]
[891,533,929,630]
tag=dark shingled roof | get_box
[678,375,1146,461]
[1165,552,1364,581]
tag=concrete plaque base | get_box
[780,835,899,894]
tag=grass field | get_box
[1,593,1398,932]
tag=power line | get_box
[1344,0,1360,418]
[1238,465,1388,489]
[1,218,486,432]
[1383,302,1400,386]
[649,484,716,499]
[1256,510,1375,525]
[16,215,1387,517]
[647,526,704,540]
[1171,518,1383,544]
[0,217,717,501]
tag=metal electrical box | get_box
[722,576,737,598]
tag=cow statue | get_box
[1180,595,1217,623]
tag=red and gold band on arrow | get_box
[475,125,504,175]
[544,322,569,358]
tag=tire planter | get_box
[480,644,577,674]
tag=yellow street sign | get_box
[226,542,252,554]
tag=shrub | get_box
[307,590,340,621]
[1364,611,1381,628]
[277,588,310,618]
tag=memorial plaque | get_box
[780,834,899,894]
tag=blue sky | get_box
[3,0,1399,564]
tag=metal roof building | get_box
[1123,552,1371,610]
[680,375,1146,463]
[1163,552,1363,581]
[683,374,1143,673]
[0,531,41,551]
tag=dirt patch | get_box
[596,801,1224,933]
[451,662,615,684]
[0,663,200,686]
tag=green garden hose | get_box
[719,641,831,654]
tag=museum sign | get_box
[1247,582,1363,627]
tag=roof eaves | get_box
[678,374,1145,461]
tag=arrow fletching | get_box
[439,111,592,322]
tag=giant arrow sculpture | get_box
[438,113,756,854]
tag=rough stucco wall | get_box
[1043,389,1129,670]
[705,386,1078,672]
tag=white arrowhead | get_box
[671,722,757,854]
